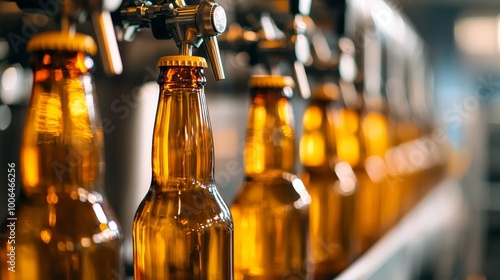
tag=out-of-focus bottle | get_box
[336,35,392,254]
[300,83,356,279]
[231,75,311,280]
[0,32,123,279]
[382,43,422,219]
[133,56,233,280]
[353,95,393,249]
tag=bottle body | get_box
[299,95,356,279]
[133,57,233,280]
[134,181,233,279]
[232,77,311,280]
[332,95,389,255]
[353,108,392,253]
[0,50,123,280]
[232,174,309,280]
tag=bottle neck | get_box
[244,87,296,177]
[152,65,213,187]
[21,51,103,195]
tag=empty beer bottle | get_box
[300,83,356,279]
[232,75,311,280]
[133,56,233,279]
[0,32,124,279]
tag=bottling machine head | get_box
[12,0,124,75]
[120,0,227,80]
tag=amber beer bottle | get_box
[0,32,123,279]
[231,75,311,280]
[353,95,392,253]
[299,83,356,279]
[133,56,233,279]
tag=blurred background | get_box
[0,0,499,278]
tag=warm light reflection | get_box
[49,206,56,226]
[81,237,91,248]
[362,112,390,157]
[245,142,265,174]
[303,106,323,131]
[75,52,88,73]
[277,98,293,127]
[57,241,66,251]
[34,69,49,82]
[46,187,58,204]
[335,108,360,166]
[21,147,39,187]
[33,93,62,136]
[365,155,386,182]
[337,135,360,167]
[68,79,93,139]
[300,132,326,166]
[253,103,267,129]
[42,54,51,65]
[40,229,52,244]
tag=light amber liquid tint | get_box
[351,110,392,254]
[389,119,421,218]
[232,86,310,280]
[232,174,309,280]
[355,111,394,246]
[0,51,123,280]
[133,64,233,279]
[134,184,233,279]
[300,101,355,279]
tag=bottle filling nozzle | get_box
[120,0,227,80]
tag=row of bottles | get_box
[0,42,446,279]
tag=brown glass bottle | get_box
[231,75,311,280]
[360,102,393,232]
[333,92,391,256]
[133,56,233,280]
[0,32,123,280]
[299,83,356,279]
[348,25,393,253]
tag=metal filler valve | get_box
[218,0,312,97]
[121,0,227,80]
[12,0,124,75]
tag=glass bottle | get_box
[231,75,311,280]
[359,97,393,236]
[350,25,393,253]
[299,83,356,279]
[381,43,422,220]
[0,32,123,279]
[133,55,233,280]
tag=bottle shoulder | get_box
[3,193,121,241]
[135,181,233,231]
[232,172,310,210]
